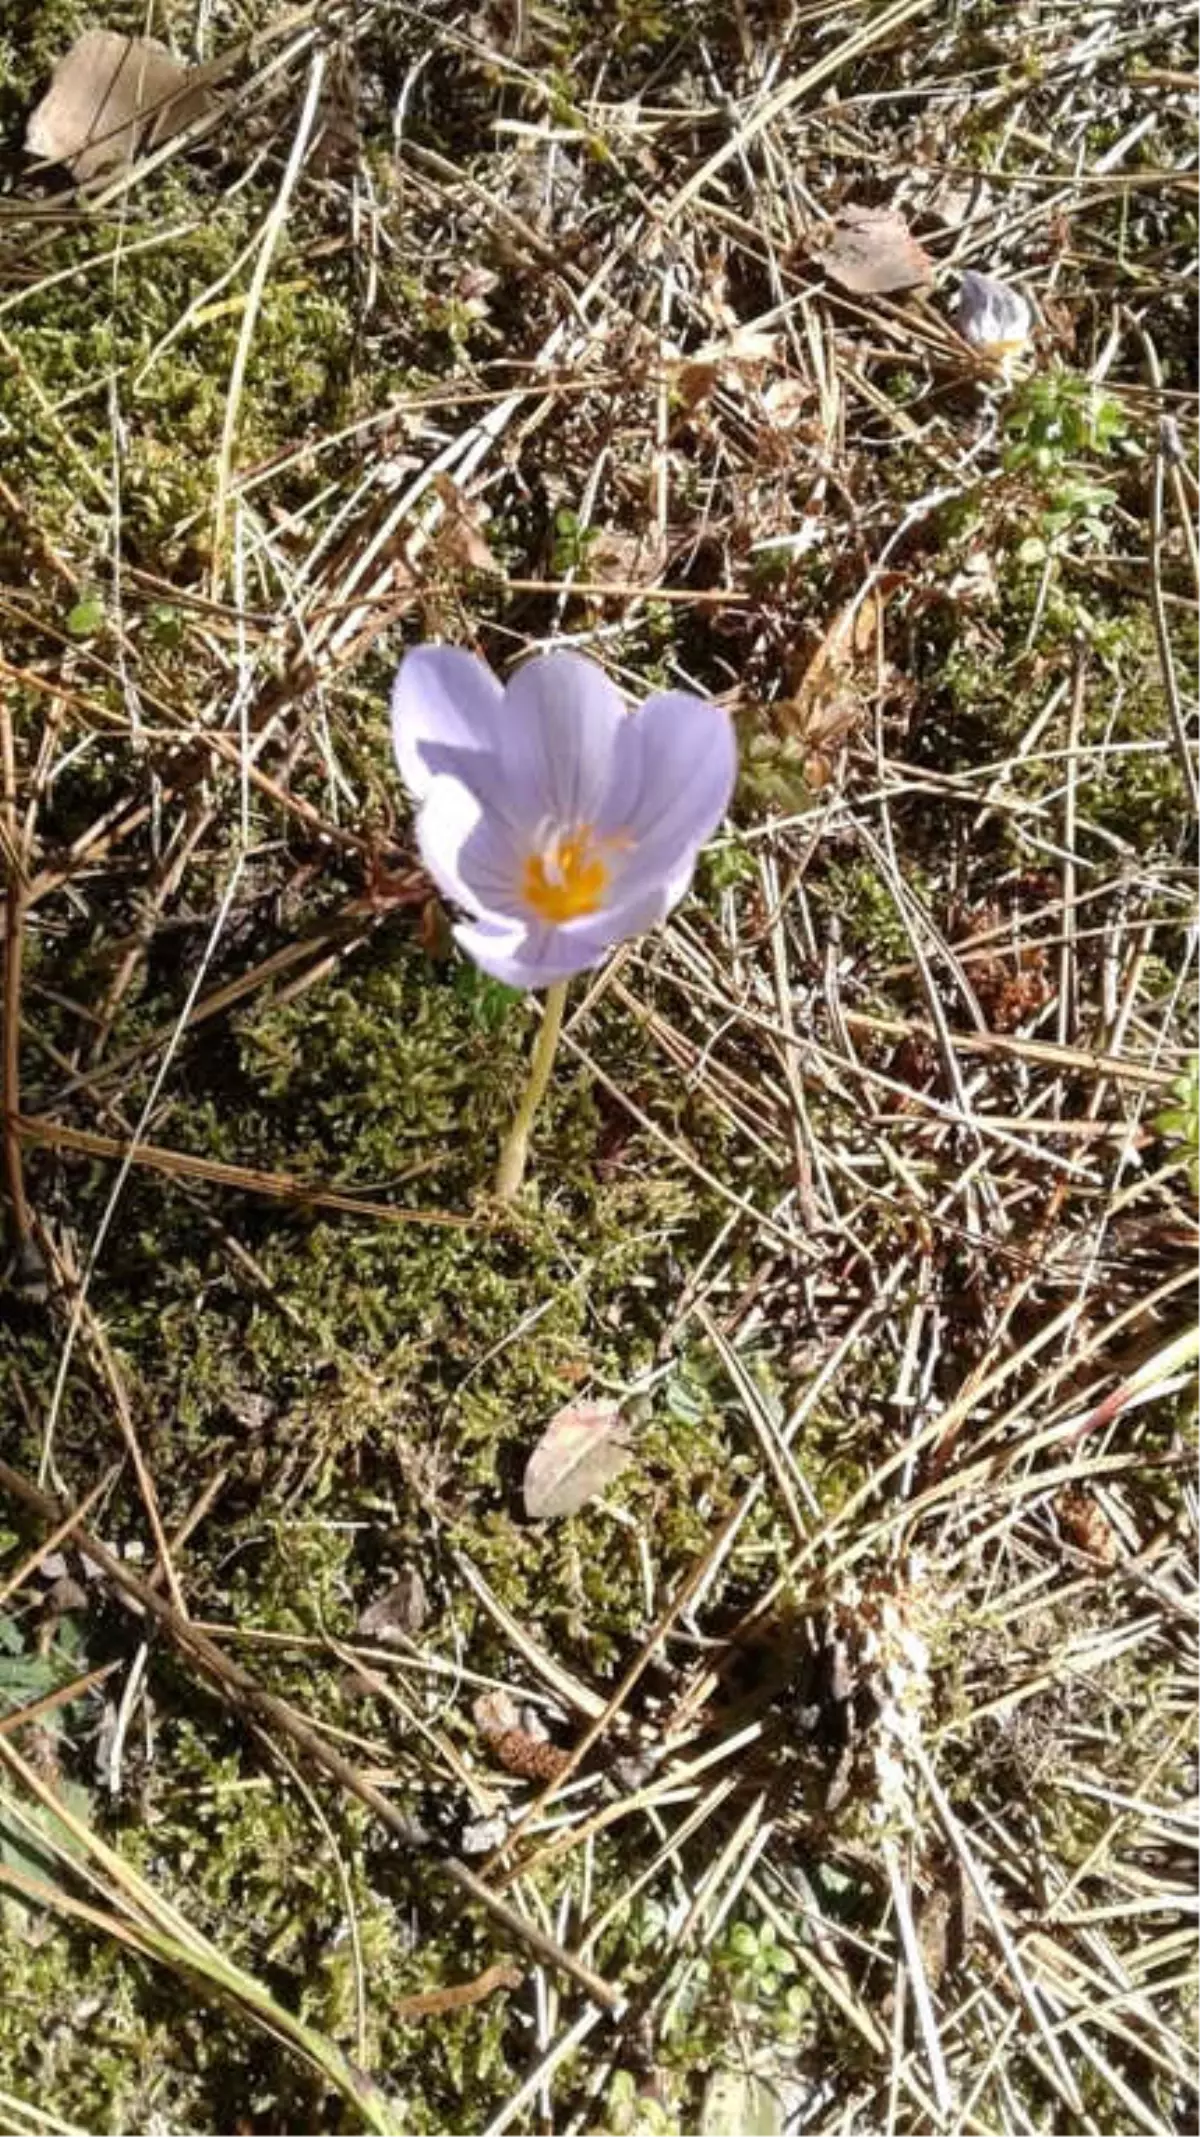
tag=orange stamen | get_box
[521,824,615,923]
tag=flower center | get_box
[521,823,614,924]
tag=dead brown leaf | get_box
[522,1398,632,1519]
[1055,1486,1120,1566]
[779,578,902,781]
[671,327,782,410]
[431,473,501,575]
[810,206,933,296]
[356,1568,429,1643]
[26,30,217,181]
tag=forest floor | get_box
[0,2,1196,2132]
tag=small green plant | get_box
[550,506,600,574]
[0,1613,94,1896]
[1003,372,1133,565]
[717,1918,810,2043]
[452,964,522,1031]
[1155,1057,1200,1194]
[1004,370,1128,473]
[64,594,106,638]
[1015,473,1119,562]
[606,2068,682,2136]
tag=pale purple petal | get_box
[596,691,735,896]
[956,270,1031,349]
[452,916,542,988]
[392,647,504,802]
[455,877,678,990]
[498,652,625,826]
[558,876,673,945]
[453,916,600,990]
[393,644,738,994]
[416,775,523,917]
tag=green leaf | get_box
[65,596,105,638]
[0,1777,94,1891]
[664,1373,707,1425]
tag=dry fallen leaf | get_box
[26,30,215,182]
[1055,1486,1120,1566]
[356,1568,429,1643]
[779,576,902,782]
[522,1398,632,1519]
[671,326,782,410]
[810,206,934,296]
[432,472,500,574]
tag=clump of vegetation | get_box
[0,1,1195,2133]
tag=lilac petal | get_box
[456,875,675,990]
[391,647,504,803]
[597,691,735,897]
[559,876,673,946]
[416,775,523,917]
[957,270,1030,348]
[455,913,613,990]
[498,652,626,827]
[454,917,590,990]
[452,917,542,988]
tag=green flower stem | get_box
[495,979,568,1201]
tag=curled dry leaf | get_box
[810,206,933,296]
[26,31,217,182]
[779,577,902,784]
[356,1568,429,1643]
[1055,1487,1120,1566]
[431,472,500,574]
[522,1397,632,1519]
[671,326,782,410]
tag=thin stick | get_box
[16,1114,498,1233]
[495,980,568,1200]
[1139,326,1200,814]
[0,696,32,1255]
[210,49,327,589]
[0,1463,121,1615]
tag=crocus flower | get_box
[391,647,736,992]
[956,269,1033,361]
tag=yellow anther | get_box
[521,825,610,923]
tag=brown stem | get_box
[1,697,31,1254]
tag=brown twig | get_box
[0,693,32,1259]
[0,1662,122,1740]
[1138,324,1200,815]
[15,1115,499,1232]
